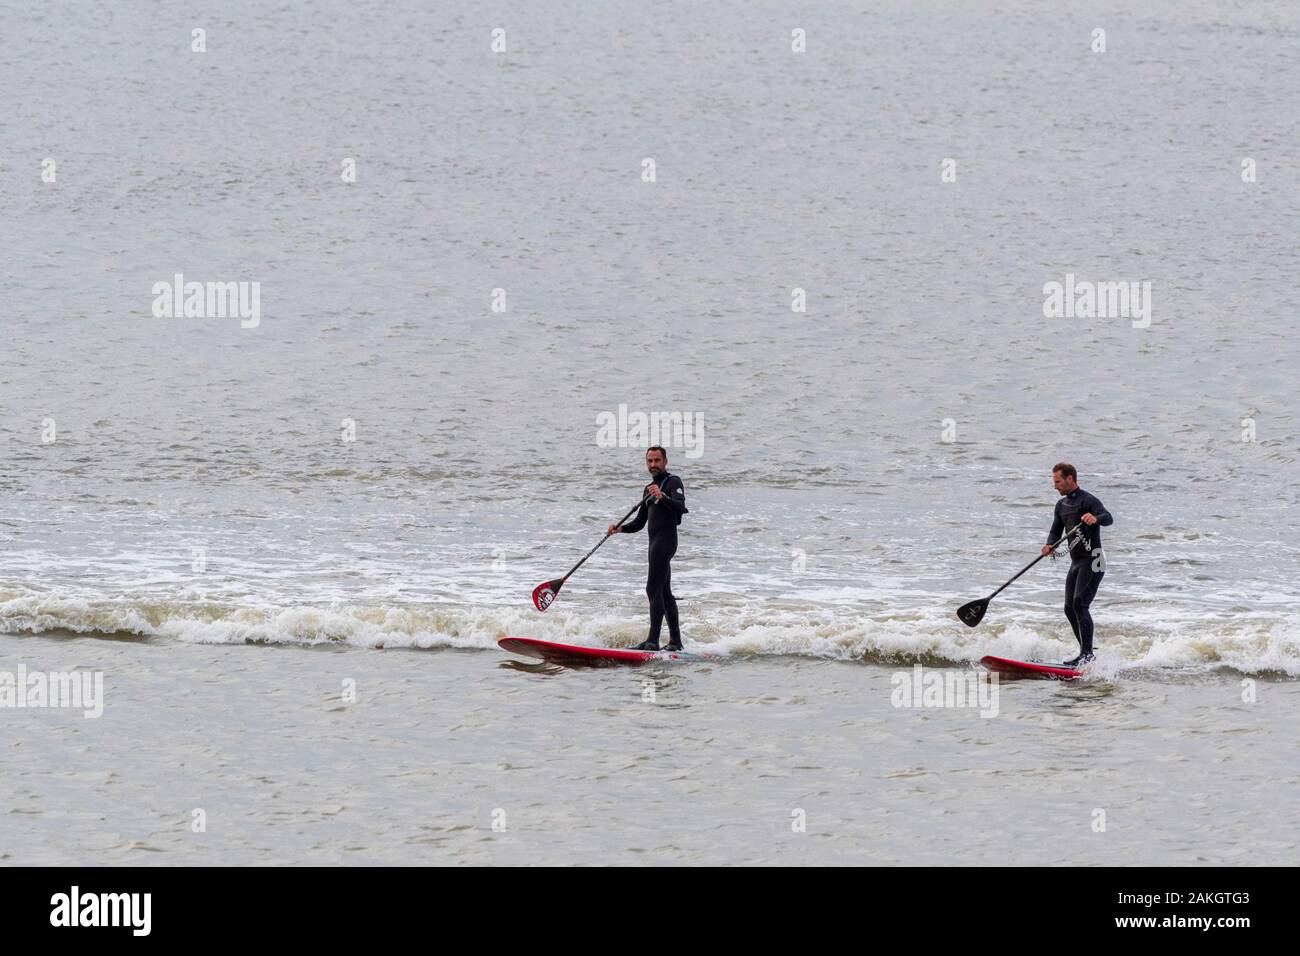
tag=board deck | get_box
[499,637,708,665]
[979,655,1085,680]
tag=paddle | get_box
[956,523,1081,627]
[531,493,652,611]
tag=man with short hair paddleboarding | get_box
[607,446,688,651]
[1043,462,1113,666]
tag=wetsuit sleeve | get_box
[1086,492,1113,526]
[656,477,687,518]
[1047,500,1063,544]
[619,500,649,534]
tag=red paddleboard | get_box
[980,655,1085,680]
[499,637,709,666]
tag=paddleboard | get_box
[499,637,708,665]
[979,655,1085,680]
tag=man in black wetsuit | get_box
[607,446,688,651]
[1042,462,1113,666]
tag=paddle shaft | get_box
[556,494,652,584]
[985,522,1081,600]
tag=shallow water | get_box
[4,632,1295,865]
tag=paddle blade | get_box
[957,598,989,628]
[532,579,563,612]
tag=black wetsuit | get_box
[1047,488,1113,657]
[619,471,688,646]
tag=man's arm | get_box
[619,501,649,534]
[1086,492,1113,526]
[1047,499,1063,543]
[654,477,687,517]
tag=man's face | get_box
[646,450,666,475]
[1052,470,1077,495]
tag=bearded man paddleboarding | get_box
[607,446,688,651]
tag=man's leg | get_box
[1064,561,1082,646]
[662,561,681,649]
[1070,561,1104,659]
[636,540,672,650]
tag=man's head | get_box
[645,446,667,476]
[1052,461,1078,495]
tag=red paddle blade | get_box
[532,579,563,612]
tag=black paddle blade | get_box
[957,598,989,628]
[532,579,563,612]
